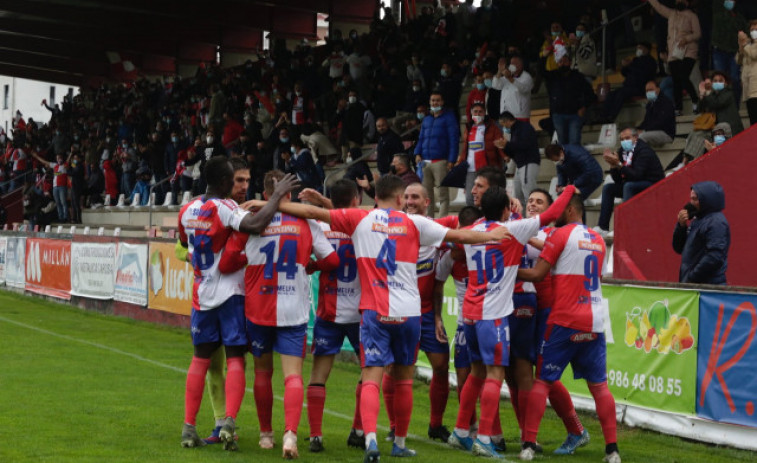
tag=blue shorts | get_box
[453,323,471,369]
[246,321,308,358]
[420,310,450,354]
[190,295,246,346]
[311,317,360,356]
[535,307,552,349]
[536,324,607,383]
[509,292,538,362]
[463,317,510,367]
[360,310,421,367]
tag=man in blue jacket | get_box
[544,144,603,202]
[673,181,730,285]
[414,91,460,217]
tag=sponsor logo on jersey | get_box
[378,315,407,324]
[513,306,536,318]
[370,223,407,235]
[262,225,301,236]
[570,332,598,343]
[578,240,603,252]
[185,219,212,230]
[325,230,350,240]
[468,141,484,150]
[371,279,387,289]
[578,295,603,304]
[416,258,434,274]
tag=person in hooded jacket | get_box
[673,181,730,285]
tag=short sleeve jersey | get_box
[50,162,68,188]
[417,215,459,314]
[178,197,248,311]
[462,216,542,320]
[435,247,468,323]
[526,227,554,309]
[329,208,449,318]
[540,223,606,333]
[11,148,26,171]
[317,222,361,324]
[228,212,335,327]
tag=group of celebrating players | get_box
[176,156,621,463]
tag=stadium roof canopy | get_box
[0,0,375,87]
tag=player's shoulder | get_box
[178,197,200,217]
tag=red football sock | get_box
[507,383,520,428]
[549,380,584,435]
[491,399,502,436]
[184,356,211,426]
[517,388,531,438]
[307,384,326,437]
[352,381,363,431]
[394,380,414,438]
[429,372,449,428]
[361,380,380,434]
[382,373,396,430]
[284,374,304,433]
[588,382,617,445]
[478,378,503,437]
[455,375,484,430]
[224,356,246,420]
[523,380,551,443]
[254,369,274,432]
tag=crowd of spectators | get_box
[1,0,756,229]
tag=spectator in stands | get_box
[47,127,70,159]
[544,144,604,203]
[86,160,104,207]
[601,42,658,123]
[540,22,569,73]
[681,72,744,161]
[391,153,421,187]
[375,117,404,177]
[496,111,540,207]
[595,128,665,237]
[466,74,488,124]
[738,23,757,125]
[712,0,748,104]
[117,139,138,196]
[570,22,598,82]
[457,103,505,206]
[407,54,425,90]
[436,62,463,120]
[638,80,677,146]
[301,125,340,167]
[343,89,370,159]
[492,55,533,123]
[284,137,322,194]
[22,176,45,229]
[127,166,152,206]
[9,139,28,191]
[673,181,730,285]
[414,91,459,217]
[69,151,84,224]
[703,122,732,152]
[30,149,71,223]
[545,51,595,145]
[290,82,314,126]
[101,152,119,205]
[405,79,430,114]
[221,112,244,150]
[647,0,701,115]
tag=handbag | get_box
[692,112,716,131]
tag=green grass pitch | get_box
[0,290,752,462]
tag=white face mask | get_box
[751,30,757,41]
[508,64,517,74]
[636,49,644,57]
[206,136,214,144]
[348,96,357,104]
[472,115,484,124]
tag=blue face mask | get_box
[280,137,289,144]
[476,83,486,91]
[714,134,726,146]
[417,112,425,120]
[724,0,735,11]
[440,69,448,77]
[503,127,511,134]
[712,82,726,92]
[576,31,585,39]
[290,146,297,154]
[484,78,493,88]
[620,139,635,152]
[551,31,560,37]
[646,91,658,101]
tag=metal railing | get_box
[147,174,175,230]
[0,170,39,195]
[589,3,651,85]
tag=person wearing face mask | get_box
[496,111,540,207]
[600,42,657,123]
[545,51,596,145]
[117,139,138,196]
[646,0,701,115]
[570,23,598,82]
[540,22,569,72]
[48,127,71,159]
[375,117,404,177]
[282,137,323,194]
[638,80,677,146]
[466,75,489,124]
[414,92,460,217]
[594,128,665,238]
[492,56,533,122]
[406,55,425,90]
[404,79,429,114]
[738,20,757,125]
[544,144,603,205]
[713,0,748,104]
[704,122,733,152]
[457,104,505,206]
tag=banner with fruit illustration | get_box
[561,286,699,415]
[696,292,757,428]
[147,241,193,316]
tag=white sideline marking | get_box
[0,314,446,448]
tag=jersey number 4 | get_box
[260,240,298,280]
[376,239,397,276]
